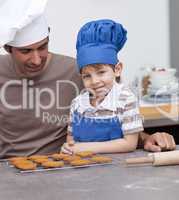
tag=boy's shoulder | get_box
[115,82,134,96]
[115,82,137,103]
[73,90,89,101]
[71,91,89,108]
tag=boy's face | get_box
[6,38,49,78]
[81,63,122,98]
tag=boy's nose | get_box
[90,76,100,86]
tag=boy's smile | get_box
[81,63,122,103]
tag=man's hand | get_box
[144,132,176,152]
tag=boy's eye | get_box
[98,70,105,74]
[82,74,91,79]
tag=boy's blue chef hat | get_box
[76,19,127,70]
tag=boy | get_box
[61,19,144,154]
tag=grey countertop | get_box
[0,149,179,200]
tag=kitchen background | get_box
[169,0,179,77]
[0,0,178,142]
[0,0,178,83]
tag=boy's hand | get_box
[61,142,74,155]
[68,140,75,147]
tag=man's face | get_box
[10,38,49,78]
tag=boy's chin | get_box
[96,90,110,97]
[93,93,107,100]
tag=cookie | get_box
[90,156,112,163]
[13,160,37,170]
[70,159,92,166]
[41,161,65,168]
[75,151,94,158]
[28,155,48,161]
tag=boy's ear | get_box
[4,45,12,53]
[114,62,123,77]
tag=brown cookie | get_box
[63,155,81,163]
[41,161,65,168]
[32,158,49,164]
[9,157,28,165]
[13,160,37,170]
[70,159,92,166]
[90,156,112,163]
[28,155,49,161]
[50,153,69,160]
[75,151,94,158]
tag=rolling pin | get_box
[125,150,179,166]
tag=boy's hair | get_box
[80,63,121,82]
[83,63,114,70]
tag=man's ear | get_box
[4,45,12,53]
[114,62,123,77]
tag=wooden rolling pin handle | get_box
[125,155,153,165]
[153,150,179,166]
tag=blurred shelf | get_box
[140,103,179,128]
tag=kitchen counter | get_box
[140,102,179,128]
[0,148,179,200]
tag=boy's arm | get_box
[66,99,76,144]
[62,133,139,154]
[62,131,176,154]
[66,132,75,143]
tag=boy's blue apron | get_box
[72,111,123,142]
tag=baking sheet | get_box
[17,162,114,173]
[0,159,8,163]
[6,156,117,173]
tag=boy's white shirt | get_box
[72,81,134,114]
[69,81,144,135]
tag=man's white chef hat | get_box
[0,0,48,47]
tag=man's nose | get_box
[31,51,41,65]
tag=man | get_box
[0,14,83,158]
[0,14,176,158]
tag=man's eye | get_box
[38,44,47,50]
[19,49,31,54]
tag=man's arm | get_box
[139,132,176,152]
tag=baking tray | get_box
[16,162,114,173]
[0,159,8,163]
[6,156,117,173]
